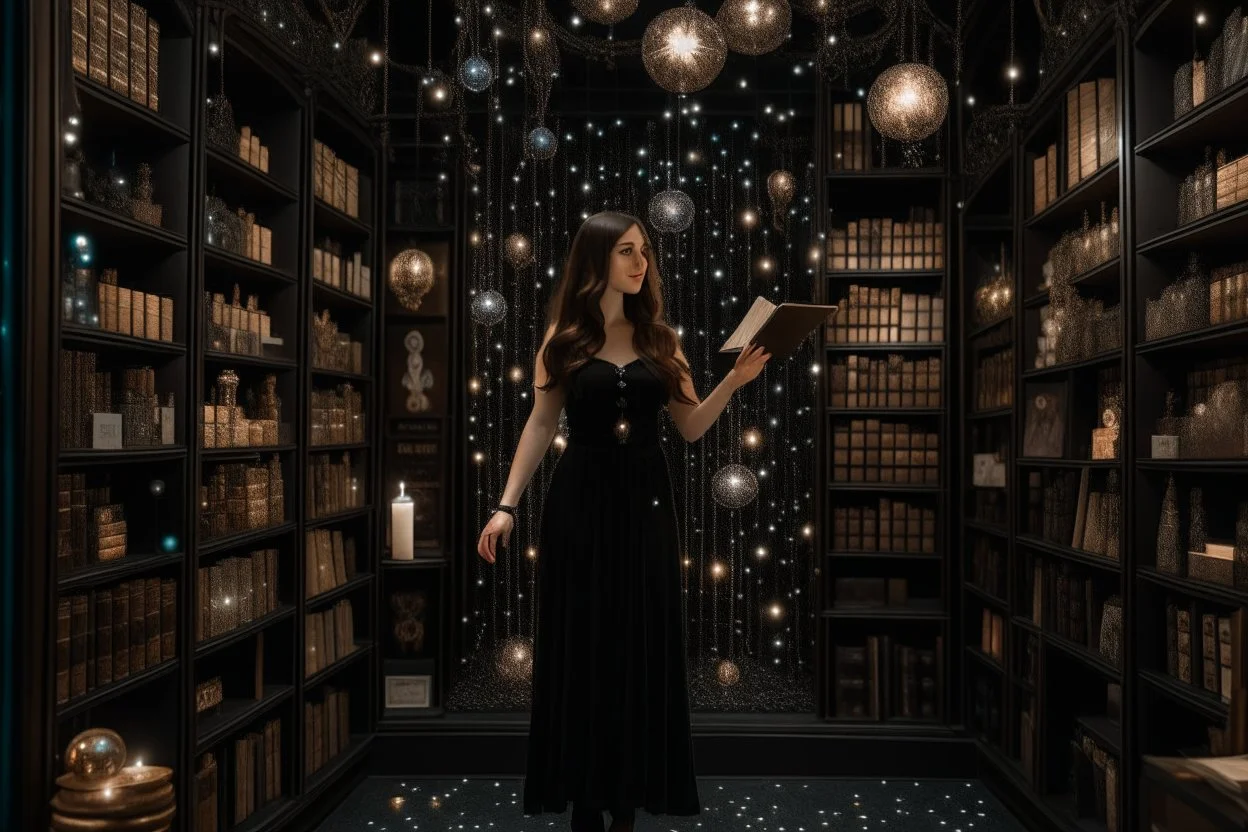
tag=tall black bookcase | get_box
[814,82,956,729]
[47,2,382,828]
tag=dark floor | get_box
[316,776,1028,831]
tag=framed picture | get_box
[1022,381,1067,459]
[386,238,450,317]
[384,674,431,709]
[386,322,448,418]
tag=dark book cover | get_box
[160,577,176,661]
[56,597,71,704]
[129,579,145,672]
[144,577,161,667]
[112,582,129,679]
[95,587,112,686]
[69,594,88,699]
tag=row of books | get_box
[1065,78,1118,190]
[830,419,940,485]
[313,141,362,219]
[1071,728,1119,831]
[60,350,175,451]
[830,497,937,554]
[310,311,366,375]
[310,386,365,447]
[312,241,372,300]
[970,535,1005,600]
[1025,469,1122,561]
[93,272,174,342]
[1024,557,1119,663]
[832,636,944,721]
[201,457,286,541]
[1167,603,1235,701]
[826,209,945,272]
[57,472,127,571]
[1031,144,1060,215]
[825,102,872,171]
[56,577,176,704]
[975,348,1013,412]
[980,610,1004,662]
[308,452,365,519]
[826,287,945,345]
[827,355,942,409]
[195,548,279,643]
[305,687,352,777]
[236,126,271,175]
[304,600,357,678]
[305,528,358,599]
[235,717,282,826]
[70,0,160,112]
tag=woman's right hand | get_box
[729,342,771,388]
[476,510,514,563]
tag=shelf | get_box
[200,445,298,461]
[826,168,945,180]
[1016,535,1122,572]
[827,408,942,417]
[311,367,372,383]
[828,483,940,493]
[194,605,296,659]
[1021,349,1122,379]
[305,506,371,530]
[1024,162,1119,230]
[232,796,294,832]
[820,603,945,620]
[1012,615,1042,634]
[1075,714,1122,756]
[1024,259,1122,310]
[966,317,1012,341]
[304,642,372,689]
[304,735,372,796]
[62,196,187,250]
[203,245,296,286]
[197,522,298,556]
[1137,201,1248,256]
[1136,77,1248,157]
[1046,632,1121,680]
[378,706,447,726]
[205,147,298,204]
[312,280,373,311]
[1047,793,1110,832]
[389,223,455,234]
[1135,319,1248,356]
[967,407,1012,421]
[308,442,370,453]
[61,325,187,358]
[58,551,183,591]
[73,75,190,144]
[314,199,372,238]
[1141,668,1228,721]
[59,446,187,466]
[1017,458,1120,469]
[1137,567,1248,609]
[195,685,294,752]
[56,658,179,720]
[964,582,1009,610]
[826,550,939,560]
[965,520,1008,538]
[381,556,449,569]
[203,350,298,371]
[825,269,945,280]
[1137,458,1248,473]
[965,646,1004,673]
[825,343,945,353]
[307,573,373,610]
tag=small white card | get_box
[1151,435,1179,459]
[384,675,431,709]
[92,413,123,449]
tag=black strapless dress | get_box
[522,356,701,817]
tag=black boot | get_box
[570,803,605,832]
[608,806,635,832]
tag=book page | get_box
[722,296,776,352]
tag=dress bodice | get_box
[564,357,668,447]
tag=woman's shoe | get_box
[570,804,605,832]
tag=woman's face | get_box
[606,224,648,295]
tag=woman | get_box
[476,211,770,832]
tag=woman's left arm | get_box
[667,339,769,443]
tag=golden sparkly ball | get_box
[469,230,482,246]
[389,249,436,312]
[429,795,442,809]
[683,557,691,567]
[614,417,631,442]
[802,524,814,538]
[525,26,559,72]
[389,796,407,811]
[64,728,127,780]
[496,635,534,683]
[743,428,762,448]
[716,659,741,686]
[503,232,534,269]
[526,546,538,560]
[716,0,791,56]
[740,209,758,228]
[468,377,482,394]
[642,6,728,94]
[867,62,949,143]
[710,561,726,579]
[572,0,639,25]
[508,366,525,383]
[767,169,796,218]
[757,256,776,274]
[770,603,784,619]
[552,434,567,452]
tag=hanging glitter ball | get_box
[867,62,949,143]
[716,0,792,56]
[205,94,239,152]
[495,635,534,683]
[571,0,639,25]
[459,55,494,92]
[470,289,508,327]
[527,126,558,160]
[642,6,728,94]
[503,232,534,269]
[388,249,436,312]
[716,659,741,686]
[766,169,795,227]
[648,189,695,234]
[711,463,759,509]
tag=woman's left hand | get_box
[729,342,770,388]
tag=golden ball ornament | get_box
[571,0,639,25]
[388,249,436,312]
[756,256,776,274]
[766,169,796,225]
[740,208,759,228]
[716,659,741,686]
[743,428,762,448]
[496,635,534,683]
[711,463,759,509]
[508,366,525,383]
[552,434,567,452]
[64,729,127,780]
[716,0,791,56]
[642,6,728,94]
[503,232,534,269]
[866,62,949,143]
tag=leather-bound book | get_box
[88,0,109,84]
[69,594,89,698]
[146,17,158,111]
[1066,86,1081,189]
[56,598,72,704]
[128,579,145,671]
[1097,78,1117,165]
[112,582,129,679]
[160,577,175,660]
[144,576,161,666]
[95,587,113,686]
[127,4,146,105]
[71,0,89,75]
[108,0,130,95]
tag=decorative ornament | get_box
[64,729,127,780]
[402,330,435,414]
[471,290,508,327]
[743,428,762,448]
[53,729,176,831]
[130,163,163,227]
[205,95,238,152]
[716,0,792,56]
[571,0,639,25]
[716,659,741,686]
[642,6,728,94]
[711,463,759,509]
[648,189,695,234]
[866,62,949,143]
[495,635,534,683]
[527,126,558,160]
[503,233,534,269]
[388,249,436,312]
[766,169,795,228]
[459,55,493,92]
[389,797,407,811]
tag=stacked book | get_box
[1031,143,1059,214]
[828,354,941,408]
[204,286,282,357]
[310,385,365,446]
[312,240,372,299]
[304,599,356,677]
[56,473,127,570]
[307,452,364,519]
[831,497,937,553]
[94,270,174,342]
[305,528,358,599]
[305,686,351,777]
[56,576,176,704]
[232,718,283,826]
[194,548,278,643]
[833,636,943,720]
[830,419,940,484]
[1166,603,1236,702]
[826,287,945,344]
[69,0,160,111]
[313,141,361,218]
[1028,558,1107,652]
[200,457,286,540]
[826,101,871,170]
[826,208,944,271]
[59,353,175,450]
[1065,78,1118,189]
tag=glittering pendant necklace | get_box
[613,364,631,444]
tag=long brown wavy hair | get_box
[537,211,695,405]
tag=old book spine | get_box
[1097,77,1117,165]
[56,598,72,703]
[112,582,129,679]
[129,579,145,671]
[70,593,89,698]
[146,17,158,111]
[1066,87,1081,189]
[95,587,113,686]
[108,0,129,95]
[127,4,146,105]
[160,577,176,660]
[144,577,161,666]
[1079,81,1099,179]
[88,0,110,84]
[72,0,90,75]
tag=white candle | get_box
[392,481,414,560]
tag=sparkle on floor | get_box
[316,777,1027,831]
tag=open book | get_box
[719,296,839,362]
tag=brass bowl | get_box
[52,784,174,817]
[51,802,175,831]
[56,766,173,793]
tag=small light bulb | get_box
[1196,11,1208,24]
[370,50,382,64]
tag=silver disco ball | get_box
[528,126,558,160]
[648,189,695,234]
[460,55,494,92]
[471,289,508,327]
[711,463,759,509]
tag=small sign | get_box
[384,674,431,709]
[92,413,123,449]
[1152,435,1179,459]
